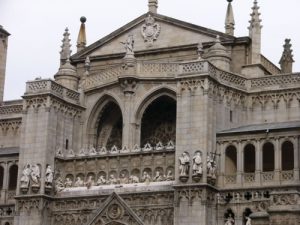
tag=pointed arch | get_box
[86,94,124,149]
[134,87,177,147]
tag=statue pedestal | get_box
[31,185,40,193]
[20,186,29,194]
[192,174,202,182]
[179,175,189,183]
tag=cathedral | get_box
[0,0,300,224]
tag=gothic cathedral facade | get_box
[0,1,299,225]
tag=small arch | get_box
[282,141,294,170]
[131,168,140,177]
[0,166,4,189]
[244,144,255,173]
[263,142,275,172]
[8,165,18,190]
[225,146,237,174]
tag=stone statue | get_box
[108,174,118,185]
[142,171,151,184]
[20,164,31,188]
[129,175,139,184]
[165,170,174,181]
[96,175,107,185]
[179,152,190,176]
[85,176,94,189]
[121,34,134,55]
[64,178,73,188]
[245,217,251,225]
[119,173,129,184]
[153,170,163,182]
[55,177,65,192]
[74,177,84,187]
[192,151,203,175]
[30,164,40,186]
[45,165,53,187]
[225,214,235,225]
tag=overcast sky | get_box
[1,0,300,100]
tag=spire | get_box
[60,28,72,66]
[77,16,87,52]
[279,39,294,73]
[148,0,158,14]
[248,0,262,64]
[225,0,235,36]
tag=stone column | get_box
[274,138,281,182]
[255,139,261,185]
[0,162,8,203]
[293,136,299,181]
[122,91,134,149]
[237,141,243,185]
[218,143,225,187]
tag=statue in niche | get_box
[74,177,84,187]
[165,170,174,181]
[119,173,129,184]
[129,175,139,184]
[153,170,164,182]
[142,171,151,185]
[207,155,217,179]
[31,164,40,187]
[55,177,65,192]
[96,175,107,185]
[192,151,203,176]
[179,152,190,177]
[85,176,94,189]
[20,164,31,188]
[64,178,73,188]
[245,217,251,225]
[225,214,235,225]
[108,174,118,185]
[45,165,53,187]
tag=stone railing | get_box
[56,141,175,159]
[25,79,80,104]
[250,73,300,90]
[82,60,300,92]
[261,54,281,75]
[281,170,294,181]
[224,175,237,184]
[244,173,255,183]
[0,204,15,217]
[0,104,23,115]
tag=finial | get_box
[249,0,262,30]
[148,0,158,14]
[77,16,87,52]
[279,39,294,73]
[225,0,235,35]
[60,27,72,66]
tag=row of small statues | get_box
[55,170,174,192]
[178,151,217,179]
[20,164,54,190]
[56,141,175,158]
[224,214,251,225]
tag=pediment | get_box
[72,13,234,60]
[86,192,144,225]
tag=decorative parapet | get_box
[83,60,300,92]
[0,104,23,115]
[25,79,80,104]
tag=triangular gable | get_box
[72,13,234,61]
[86,192,144,225]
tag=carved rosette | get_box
[141,14,161,47]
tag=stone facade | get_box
[0,1,300,225]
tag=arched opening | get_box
[225,146,237,174]
[0,166,4,189]
[96,101,123,150]
[244,144,255,173]
[263,142,274,172]
[8,165,18,190]
[140,95,176,147]
[282,141,294,170]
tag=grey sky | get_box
[1,0,300,101]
